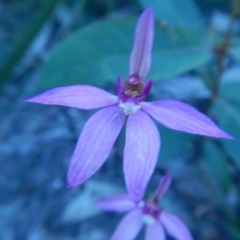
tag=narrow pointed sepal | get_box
[111,210,143,240]
[124,110,160,202]
[142,100,233,139]
[130,7,154,79]
[153,174,172,200]
[145,222,165,240]
[160,211,193,240]
[26,85,118,109]
[97,194,136,213]
[67,106,125,187]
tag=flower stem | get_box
[213,0,240,97]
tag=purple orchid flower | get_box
[27,7,232,201]
[97,174,193,240]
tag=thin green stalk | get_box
[213,0,240,97]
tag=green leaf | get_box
[220,66,240,105]
[211,98,240,169]
[139,0,205,30]
[153,26,211,49]
[202,140,231,194]
[150,50,211,80]
[40,18,134,89]
[40,17,212,89]
[150,76,211,101]
[148,26,213,80]
[158,125,195,161]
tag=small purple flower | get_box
[97,174,193,240]
[27,8,232,201]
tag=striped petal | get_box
[68,106,125,187]
[145,222,165,240]
[97,194,136,213]
[26,85,118,109]
[111,210,143,240]
[124,110,160,202]
[160,211,193,240]
[142,100,232,139]
[130,7,154,79]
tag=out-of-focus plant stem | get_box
[0,0,62,88]
[191,163,240,238]
[213,0,240,97]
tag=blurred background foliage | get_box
[1,0,240,239]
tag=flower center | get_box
[140,200,161,224]
[119,101,141,115]
[117,74,152,115]
[123,74,143,97]
[142,214,156,225]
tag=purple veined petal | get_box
[145,222,165,240]
[68,106,126,187]
[111,210,143,240]
[153,174,172,200]
[96,194,136,213]
[26,85,118,109]
[129,7,154,80]
[160,211,193,240]
[141,100,233,139]
[124,110,160,202]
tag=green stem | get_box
[213,0,240,97]
[193,165,240,237]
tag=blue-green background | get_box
[0,0,240,239]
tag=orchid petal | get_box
[26,85,118,109]
[124,110,160,202]
[145,222,165,240]
[130,7,154,79]
[142,100,232,139]
[97,194,136,213]
[68,106,125,187]
[160,211,193,240]
[153,174,172,200]
[111,210,143,240]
